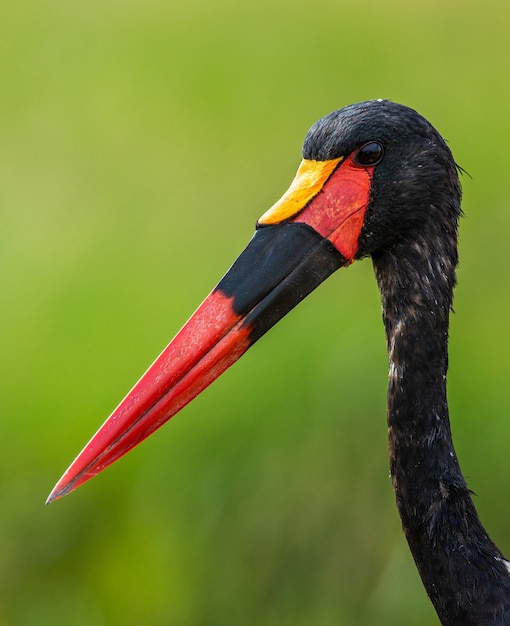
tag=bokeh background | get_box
[3,1,510,624]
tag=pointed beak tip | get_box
[45,491,58,506]
[46,478,73,505]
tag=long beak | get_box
[47,155,372,503]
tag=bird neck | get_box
[373,233,510,626]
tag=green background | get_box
[3,1,510,624]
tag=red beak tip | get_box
[45,489,62,505]
[46,480,72,505]
[45,491,58,506]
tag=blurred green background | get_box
[2,1,510,624]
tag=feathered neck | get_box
[372,229,510,625]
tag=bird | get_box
[48,100,510,624]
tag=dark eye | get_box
[355,142,384,166]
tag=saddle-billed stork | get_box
[48,100,510,625]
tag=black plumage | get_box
[309,101,510,624]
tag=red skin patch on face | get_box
[292,157,373,260]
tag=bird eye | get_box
[355,142,384,166]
